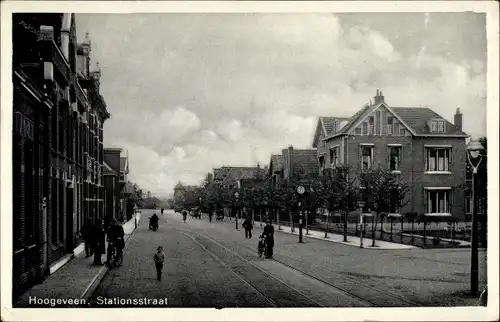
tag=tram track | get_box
[172,226,373,307]
[171,224,423,307]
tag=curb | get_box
[80,220,140,302]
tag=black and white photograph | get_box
[1,1,498,321]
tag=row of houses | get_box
[195,90,483,223]
[12,13,135,299]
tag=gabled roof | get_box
[214,167,232,181]
[120,157,128,173]
[103,161,116,175]
[312,116,350,147]
[121,182,135,194]
[391,107,468,136]
[324,99,468,140]
[322,116,349,134]
[270,154,283,173]
[291,149,318,177]
[221,167,266,186]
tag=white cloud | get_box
[77,13,486,198]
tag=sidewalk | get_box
[215,215,416,250]
[15,213,141,307]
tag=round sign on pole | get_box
[296,186,305,195]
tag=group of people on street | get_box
[242,216,275,259]
[81,217,125,266]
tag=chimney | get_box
[454,107,463,131]
[374,89,385,104]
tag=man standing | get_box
[81,217,93,258]
[261,219,275,259]
[242,216,253,239]
[92,220,106,266]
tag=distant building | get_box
[103,148,130,224]
[268,146,318,187]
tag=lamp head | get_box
[466,139,485,159]
[358,201,365,208]
[296,185,305,195]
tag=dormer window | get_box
[430,119,446,132]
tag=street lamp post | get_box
[234,191,239,230]
[358,201,365,248]
[466,139,485,295]
[297,185,305,243]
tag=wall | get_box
[411,136,467,220]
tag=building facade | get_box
[268,146,318,187]
[313,90,468,220]
[103,148,130,224]
[12,13,109,298]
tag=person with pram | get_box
[259,219,275,259]
[149,213,160,231]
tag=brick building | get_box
[12,13,109,298]
[312,90,468,220]
[103,148,131,225]
[268,146,318,187]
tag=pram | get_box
[257,236,267,258]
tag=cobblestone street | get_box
[89,210,486,307]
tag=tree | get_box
[359,168,410,247]
[332,166,360,242]
[404,212,418,244]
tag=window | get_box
[389,189,400,213]
[431,121,438,132]
[355,127,361,135]
[389,146,401,171]
[51,177,58,245]
[330,147,338,167]
[425,147,450,172]
[431,119,445,132]
[438,120,444,132]
[362,123,368,135]
[465,196,472,214]
[387,117,393,135]
[426,189,451,214]
[400,128,406,136]
[319,156,325,172]
[361,146,373,170]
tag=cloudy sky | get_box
[75,12,486,198]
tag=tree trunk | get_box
[289,207,294,233]
[390,219,393,242]
[343,211,348,242]
[325,210,329,238]
[380,216,384,240]
[277,208,281,230]
[371,214,376,247]
[260,208,263,226]
[411,220,414,244]
[401,217,404,242]
[423,216,427,246]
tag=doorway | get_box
[66,185,74,252]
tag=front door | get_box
[66,185,74,252]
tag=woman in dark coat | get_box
[261,219,275,258]
[92,220,106,265]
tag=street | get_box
[89,209,486,308]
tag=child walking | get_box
[153,246,165,281]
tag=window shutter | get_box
[386,146,390,167]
